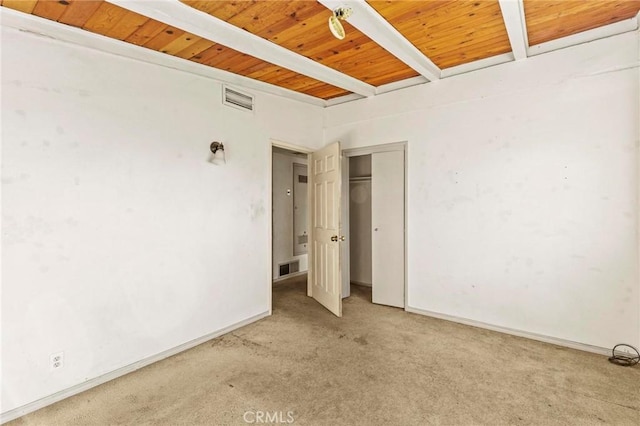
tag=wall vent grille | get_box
[223,86,254,112]
[279,260,300,277]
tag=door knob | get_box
[340,236,346,241]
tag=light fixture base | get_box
[333,6,352,20]
[329,6,352,40]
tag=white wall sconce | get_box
[209,141,226,164]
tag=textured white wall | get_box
[325,32,640,349]
[1,27,322,413]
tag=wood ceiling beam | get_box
[317,0,441,83]
[498,0,528,61]
[106,0,376,97]
[0,7,326,107]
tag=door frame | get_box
[341,142,408,309]
[268,139,314,315]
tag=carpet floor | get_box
[9,274,640,425]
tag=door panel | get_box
[372,150,405,308]
[310,142,342,317]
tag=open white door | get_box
[310,142,343,317]
[372,150,405,308]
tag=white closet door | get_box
[371,150,405,308]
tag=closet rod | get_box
[349,176,371,182]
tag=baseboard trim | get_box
[272,271,307,283]
[405,306,610,356]
[1,311,270,424]
[350,281,372,288]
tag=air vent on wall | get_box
[223,86,254,112]
[279,260,300,278]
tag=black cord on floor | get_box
[608,344,640,367]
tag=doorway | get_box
[268,140,406,317]
[342,143,406,309]
[272,145,310,284]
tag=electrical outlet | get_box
[50,352,64,371]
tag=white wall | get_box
[349,155,372,286]
[272,151,308,279]
[0,27,322,413]
[349,181,372,286]
[326,32,640,350]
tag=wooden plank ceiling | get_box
[183,0,419,86]
[524,0,640,46]
[1,0,639,101]
[0,0,350,99]
[367,1,512,69]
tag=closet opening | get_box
[348,155,373,292]
[342,144,406,308]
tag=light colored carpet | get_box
[9,275,640,425]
